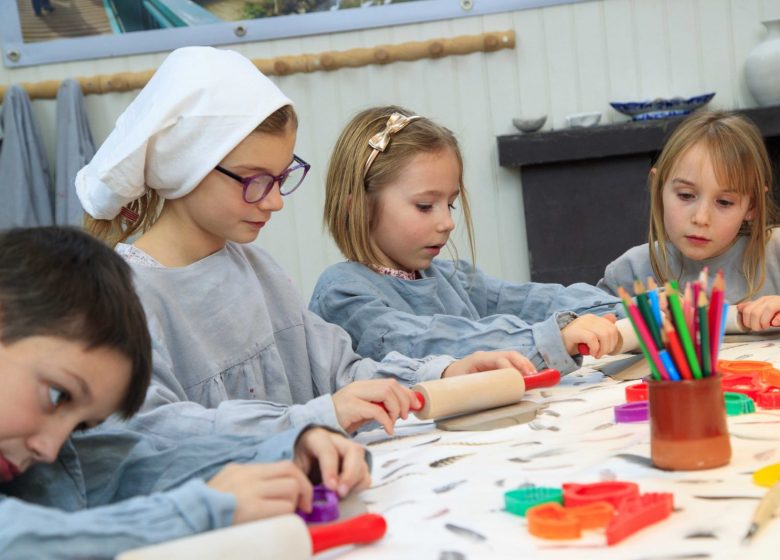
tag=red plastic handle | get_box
[309,513,387,554]
[522,368,561,390]
[373,392,425,412]
[577,343,590,356]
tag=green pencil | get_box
[698,291,711,377]
[634,280,664,350]
[619,288,662,381]
[667,284,702,379]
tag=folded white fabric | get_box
[76,46,292,220]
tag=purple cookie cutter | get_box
[297,484,339,523]
[614,401,649,423]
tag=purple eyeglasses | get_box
[215,154,310,203]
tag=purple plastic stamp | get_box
[297,484,339,524]
[614,401,649,423]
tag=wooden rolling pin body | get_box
[411,368,560,420]
[117,513,386,559]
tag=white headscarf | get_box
[76,46,293,220]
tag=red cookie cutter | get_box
[720,373,762,401]
[605,493,674,545]
[757,386,780,409]
[625,382,648,402]
[563,481,639,508]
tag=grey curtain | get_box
[55,79,95,226]
[0,85,53,229]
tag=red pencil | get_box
[662,317,693,380]
[709,272,725,367]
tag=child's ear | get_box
[346,194,352,213]
[649,167,657,178]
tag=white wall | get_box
[2,0,780,299]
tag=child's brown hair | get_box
[0,226,151,418]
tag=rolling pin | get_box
[408,367,560,420]
[117,513,386,560]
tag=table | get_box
[341,339,780,560]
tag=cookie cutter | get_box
[297,484,339,524]
[504,486,563,517]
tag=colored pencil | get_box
[658,349,682,381]
[634,279,664,350]
[698,291,711,377]
[647,278,663,328]
[662,317,693,380]
[709,273,725,368]
[618,287,666,380]
[666,283,702,379]
[692,281,702,366]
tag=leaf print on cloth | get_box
[430,454,475,468]
[444,523,487,543]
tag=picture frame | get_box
[0,0,582,68]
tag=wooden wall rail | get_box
[0,30,515,102]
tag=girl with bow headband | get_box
[310,105,623,373]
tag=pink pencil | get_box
[618,288,670,380]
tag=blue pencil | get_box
[658,349,682,381]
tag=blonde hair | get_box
[85,105,298,247]
[648,110,778,299]
[325,105,476,269]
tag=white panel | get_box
[603,0,640,118]
[664,0,704,99]
[541,4,580,129]
[482,11,529,283]
[697,0,738,108]
[632,0,672,99]
[572,0,610,118]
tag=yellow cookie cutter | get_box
[753,463,780,488]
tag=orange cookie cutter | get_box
[526,501,614,540]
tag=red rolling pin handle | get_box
[523,367,561,389]
[578,343,590,356]
[309,513,387,554]
[374,392,425,412]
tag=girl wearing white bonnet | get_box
[80,46,532,450]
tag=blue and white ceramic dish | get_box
[610,93,715,121]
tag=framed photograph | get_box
[1,0,580,68]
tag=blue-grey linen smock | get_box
[598,229,780,303]
[0,427,305,559]
[309,259,622,375]
[117,242,454,440]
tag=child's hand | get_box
[332,379,420,435]
[442,350,536,378]
[736,296,780,332]
[207,462,312,525]
[561,313,619,358]
[294,427,371,498]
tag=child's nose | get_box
[259,183,284,212]
[692,202,710,226]
[438,211,455,233]
[27,422,73,464]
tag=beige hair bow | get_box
[364,112,422,176]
